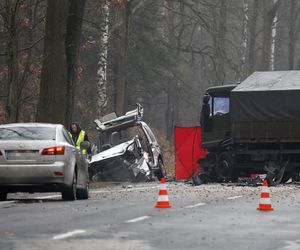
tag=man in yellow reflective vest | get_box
[69,122,91,155]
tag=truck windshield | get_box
[213,96,229,116]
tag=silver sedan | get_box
[0,123,89,201]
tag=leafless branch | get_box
[17,36,44,52]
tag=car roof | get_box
[0,123,64,128]
[94,103,143,133]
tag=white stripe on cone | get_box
[157,196,169,202]
[262,186,269,193]
[259,198,271,205]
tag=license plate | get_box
[5,150,39,160]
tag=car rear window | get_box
[0,127,56,141]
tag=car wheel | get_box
[0,192,7,201]
[76,184,89,200]
[155,159,167,181]
[62,173,77,201]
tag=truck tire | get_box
[216,152,238,182]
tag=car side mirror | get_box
[80,141,90,150]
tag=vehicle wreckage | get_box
[89,104,166,182]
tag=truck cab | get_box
[200,85,236,150]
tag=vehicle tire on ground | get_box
[292,171,300,182]
[76,185,89,200]
[0,192,7,201]
[216,151,239,182]
[62,173,77,201]
[155,159,166,181]
[265,162,285,186]
[280,171,294,183]
[192,173,208,186]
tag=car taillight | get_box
[42,146,65,155]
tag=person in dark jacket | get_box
[69,122,91,155]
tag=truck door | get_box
[201,94,231,148]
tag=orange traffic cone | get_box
[257,180,274,211]
[155,178,171,209]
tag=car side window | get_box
[62,128,74,146]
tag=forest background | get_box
[1,0,299,174]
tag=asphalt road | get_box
[1,182,300,250]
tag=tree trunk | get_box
[6,0,20,123]
[115,0,132,116]
[96,0,110,117]
[166,78,177,143]
[36,0,70,125]
[216,0,227,84]
[65,0,86,123]
[165,0,177,143]
[288,0,297,70]
[261,0,280,71]
[248,0,259,74]
[270,3,278,71]
[241,0,248,78]
[37,0,85,126]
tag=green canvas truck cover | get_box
[231,71,300,123]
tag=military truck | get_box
[199,71,300,185]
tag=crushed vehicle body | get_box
[89,104,166,182]
[197,71,300,185]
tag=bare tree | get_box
[65,0,86,122]
[115,0,132,116]
[288,0,300,70]
[37,0,86,125]
[96,0,110,117]
[241,0,249,77]
[4,0,20,123]
[247,0,259,74]
[261,0,280,71]
[165,0,177,143]
[215,0,227,84]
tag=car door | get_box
[140,122,161,167]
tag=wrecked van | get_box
[89,104,166,182]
